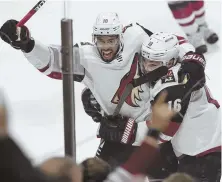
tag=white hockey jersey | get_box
[149,64,221,157]
[23,23,195,146]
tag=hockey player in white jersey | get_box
[0,13,166,171]
[140,32,221,181]
[81,34,208,179]
[0,12,154,145]
[0,12,207,179]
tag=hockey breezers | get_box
[113,66,168,116]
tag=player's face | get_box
[95,35,120,62]
[142,57,163,73]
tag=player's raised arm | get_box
[0,19,85,82]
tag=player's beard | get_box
[99,45,119,63]
[101,49,115,61]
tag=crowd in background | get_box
[0,90,196,182]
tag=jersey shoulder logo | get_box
[161,70,176,84]
[111,53,143,107]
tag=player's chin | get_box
[102,53,115,63]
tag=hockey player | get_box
[140,32,221,181]
[81,32,206,179]
[168,0,219,54]
[0,12,154,147]
[82,88,179,180]
[0,12,206,178]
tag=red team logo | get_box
[111,53,143,107]
[161,70,176,84]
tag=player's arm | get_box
[0,19,85,82]
[24,41,85,82]
[174,34,195,58]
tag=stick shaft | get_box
[17,0,47,26]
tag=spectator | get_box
[80,157,111,182]
[40,156,82,182]
[0,90,78,182]
[163,172,194,182]
[0,89,185,182]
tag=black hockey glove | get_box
[98,115,137,145]
[81,88,102,123]
[0,19,34,53]
[178,52,206,91]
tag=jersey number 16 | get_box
[168,99,182,112]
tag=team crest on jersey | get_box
[161,70,175,84]
[111,53,143,107]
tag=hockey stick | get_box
[0,0,47,47]
[176,76,205,118]
[113,66,168,116]
[0,0,47,43]
[17,0,47,27]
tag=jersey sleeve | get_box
[23,40,85,82]
[174,34,195,59]
[105,139,159,182]
[151,66,192,139]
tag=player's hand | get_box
[99,115,137,144]
[0,90,8,137]
[150,91,176,132]
[178,51,206,91]
[0,19,34,53]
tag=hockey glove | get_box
[98,115,137,145]
[81,88,102,123]
[178,51,206,91]
[0,19,34,53]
